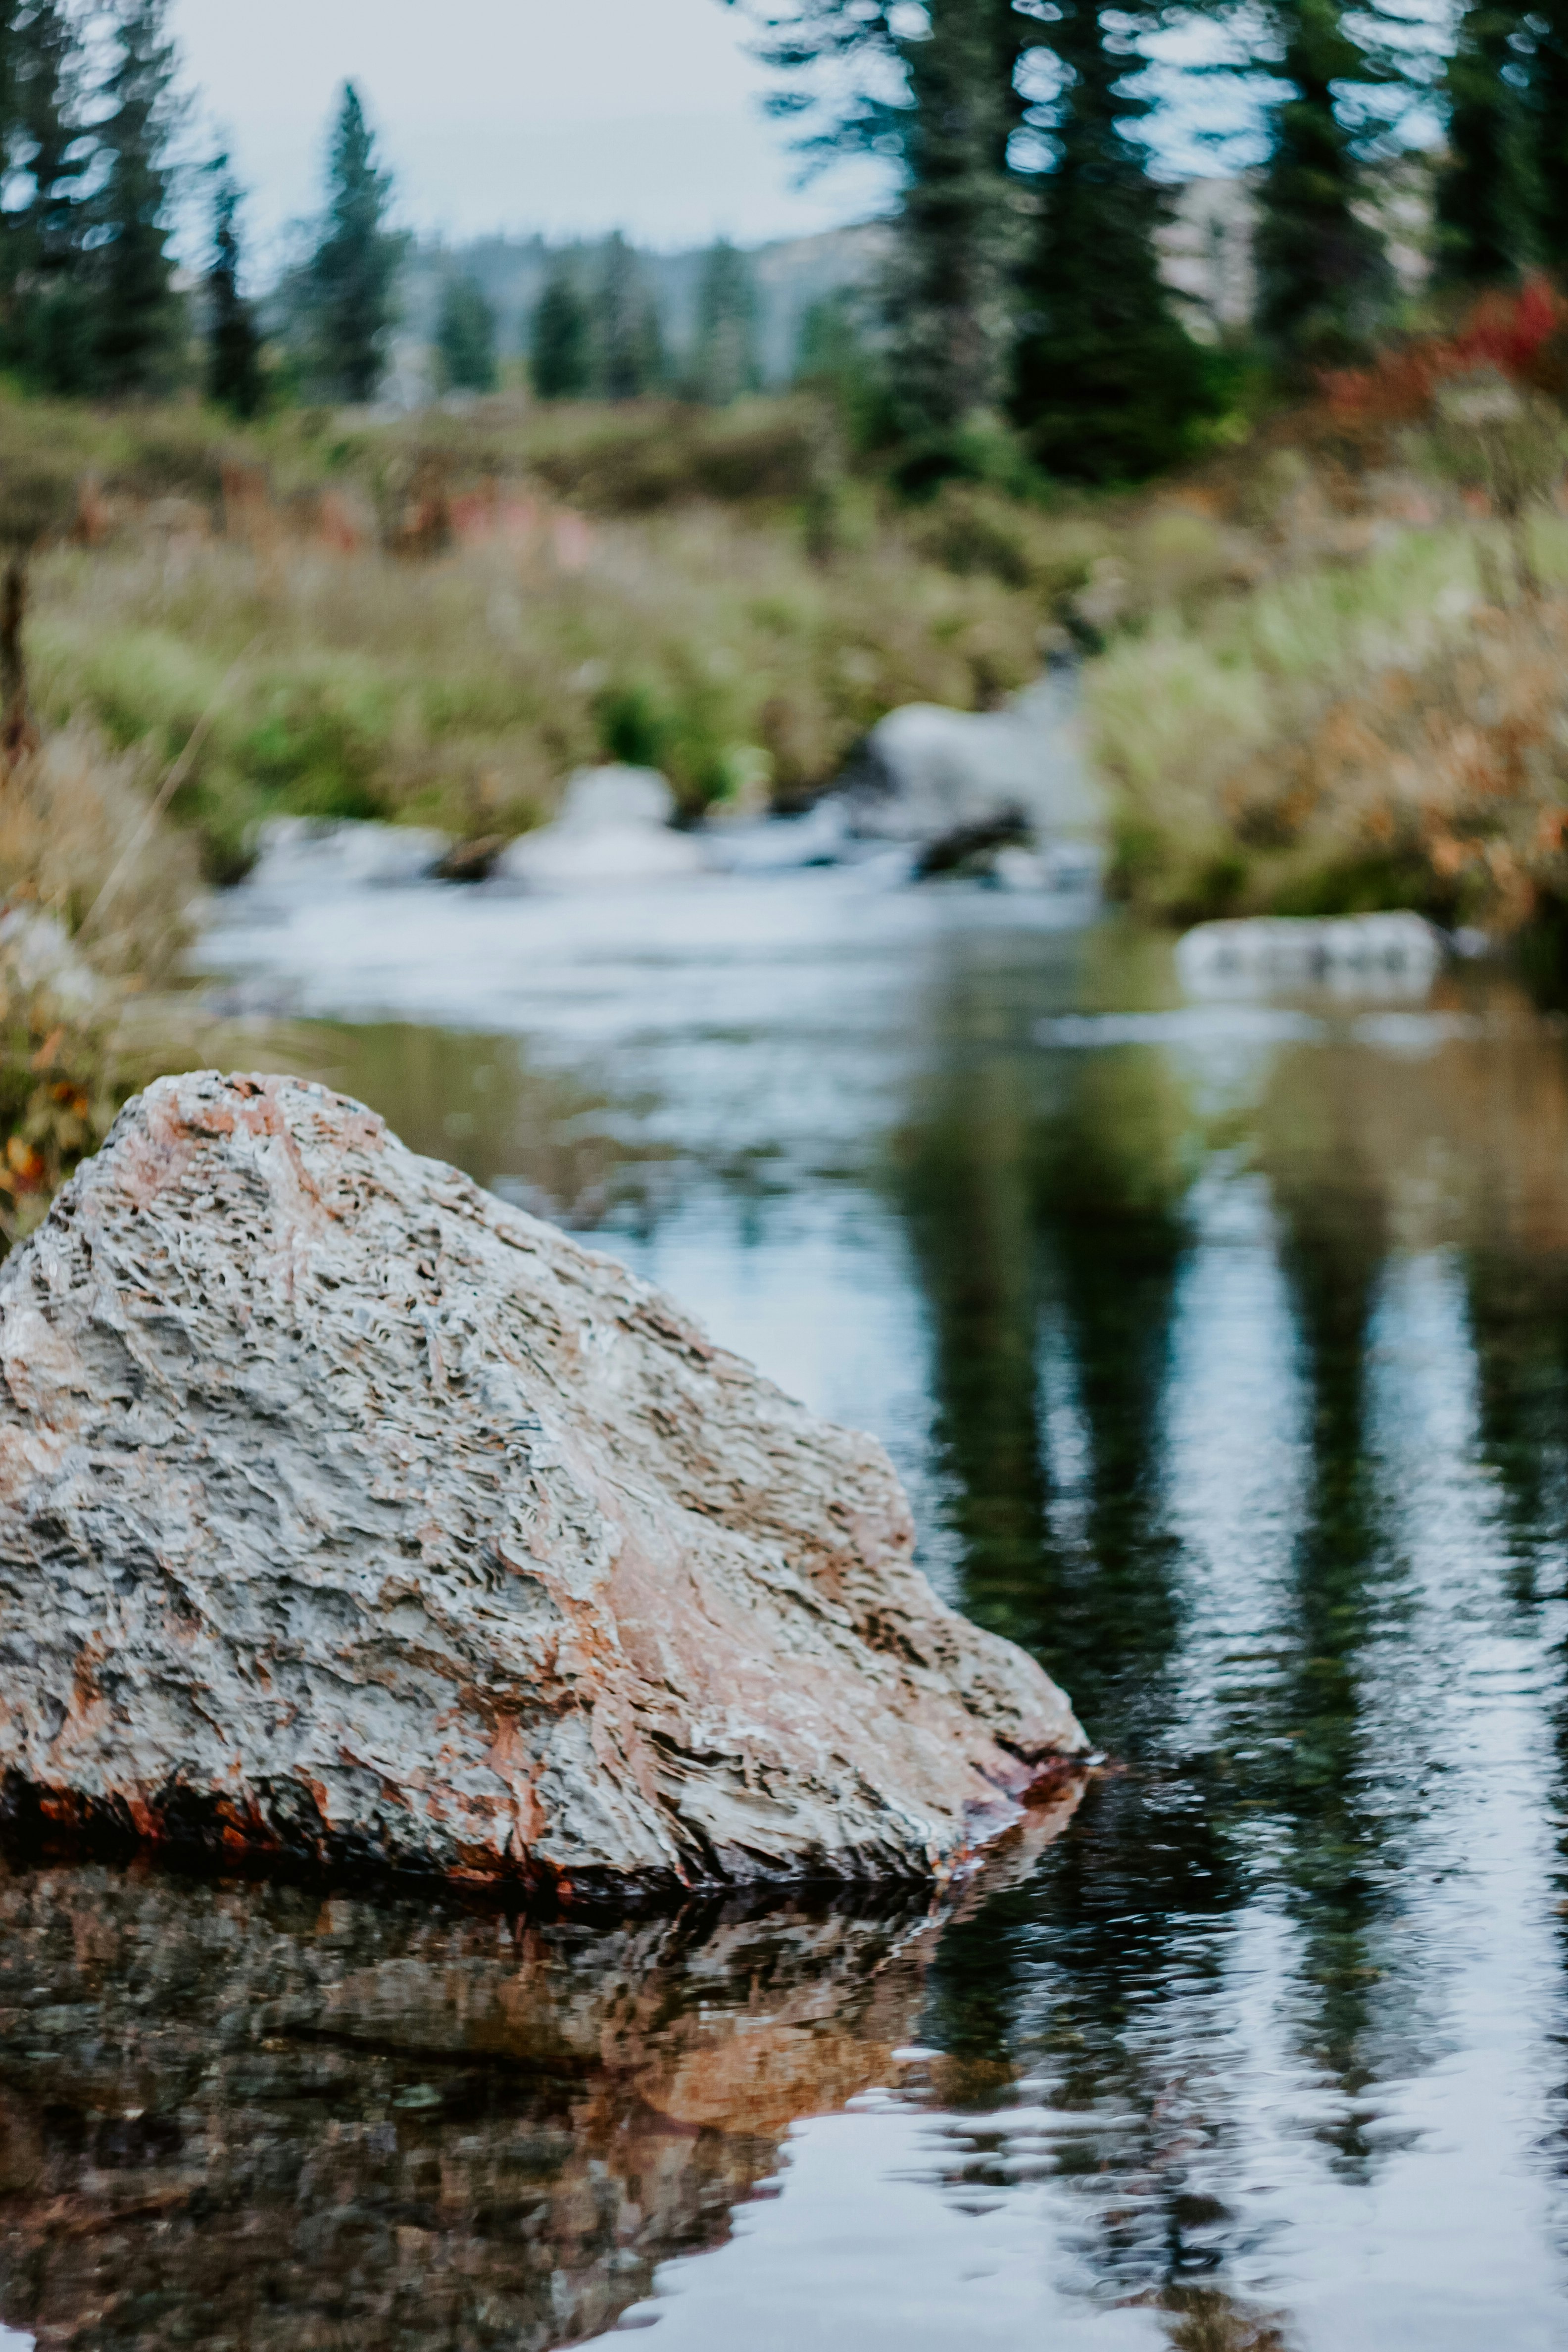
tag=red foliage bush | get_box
[1322,277,1568,427]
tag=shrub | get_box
[0,724,199,981]
[0,720,207,1248]
[1091,527,1568,931]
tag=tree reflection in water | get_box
[885,964,1568,2325]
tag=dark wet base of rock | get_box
[0,1758,1094,1915]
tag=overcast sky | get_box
[168,0,896,258]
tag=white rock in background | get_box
[245,817,453,894]
[702,797,857,875]
[0,1071,1086,1890]
[848,671,1106,853]
[0,907,106,1016]
[991,842,1105,894]
[499,765,708,889]
[1177,911,1446,992]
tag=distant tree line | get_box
[729,0,1568,483]
[13,0,1568,488]
[528,233,760,404]
[0,0,770,423]
[0,2,405,415]
[411,231,766,405]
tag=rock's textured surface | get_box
[0,1072,1085,1890]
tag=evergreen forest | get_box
[731,0,1568,480]
[0,0,1560,490]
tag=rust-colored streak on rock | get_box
[0,1071,1086,1890]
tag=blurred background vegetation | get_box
[1,0,1568,1222]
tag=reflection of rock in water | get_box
[0,1862,945,2349]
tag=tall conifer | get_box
[531,266,591,398]
[1437,1,1532,281]
[1253,0,1392,375]
[1527,0,1568,275]
[205,157,264,417]
[1011,0,1217,480]
[304,83,404,403]
[735,0,1020,439]
[93,0,185,396]
[436,273,497,393]
[594,233,662,400]
[689,239,760,404]
[2,1,93,391]
[888,0,1019,436]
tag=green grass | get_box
[1082,519,1567,918]
[27,499,1047,879]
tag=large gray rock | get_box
[0,1072,1085,1892]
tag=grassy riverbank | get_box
[29,503,1046,882]
[4,387,1071,880]
[5,365,1568,996]
[1088,518,1568,928]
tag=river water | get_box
[7,864,1568,2349]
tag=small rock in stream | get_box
[0,1072,1086,1893]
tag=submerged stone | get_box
[0,1072,1086,1891]
[1176,910,1445,992]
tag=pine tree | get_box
[1,1,95,392]
[92,0,186,396]
[205,157,264,417]
[887,0,1020,437]
[594,232,662,400]
[531,265,591,398]
[305,82,404,403]
[794,291,860,384]
[794,288,887,452]
[1253,0,1393,375]
[739,0,1021,440]
[734,0,902,167]
[1437,2,1533,281]
[436,272,497,393]
[1011,0,1218,481]
[1527,0,1568,276]
[689,239,760,403]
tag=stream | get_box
[7,861,1568,2348]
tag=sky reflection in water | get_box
[7,874,1568,2348]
